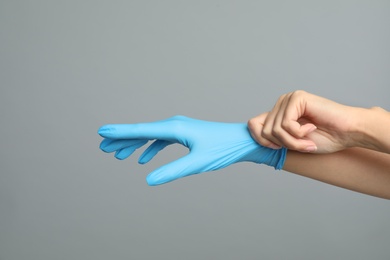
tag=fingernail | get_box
[305,145,317,152]
[308,126,317,133]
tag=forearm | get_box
[283,148,390,199]
[351,106,390,153]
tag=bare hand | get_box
[248,90,361,153]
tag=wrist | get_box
[351,106,389,152]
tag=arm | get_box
[283,148,390,200]
[98,115,390,199]
[248,91,390,198]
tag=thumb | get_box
[146,154,198,186]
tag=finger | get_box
[268,119,317,152]
[248,113,281,149]
[138,140,173,164]
[115,141,149,160]
[281,92,317,138]
[262,93,317,151]
[271,133,317,152]
[268,119,317,151]
[264,93,316,151]
[261,94,289,147]
[99,138,114,152]
[284,122,317,139]
[99,138,148,153]
[98,116,185,140]
[146,154,198,186]
[265,92,296,147]
[115,146,141,160]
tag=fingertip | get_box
[146,154,195,186]
[303,145,318,153]
[99,139,112,152]
[293,140,317,153]
[254,137,282,150]
[114,149,129,160]
[138,149,153,164]
[115,156,125,160]
[146,178,158,186]
[266,142,282,150]
[146,173,166,186]
[98,125,114,137]
[98,125,107,135]
[138,155,151,164]
[138,159,147,165]
[302,123,317,135]
[146,165,178,186]
[138,140,172,165]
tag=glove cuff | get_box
[274,147,287,170]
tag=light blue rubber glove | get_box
[98,116,287,185]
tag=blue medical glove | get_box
[98,115,287,185]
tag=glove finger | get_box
[100,139,148,153]
[146,154,199,186]
[138,140,173,164]
[99,138,114,152]
[115,147,131,160]
[114,140,149,160]
[97,116,188,141]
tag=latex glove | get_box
[98,115,287,185]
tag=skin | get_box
[248,90,390,200]
[247,90,390,154]
[284,148,390,200]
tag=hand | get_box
[248,90,361,153]
[98,115,287,185]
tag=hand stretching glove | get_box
[98,115,287,185]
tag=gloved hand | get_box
[98,115,287,185]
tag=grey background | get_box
[1,0,389,259]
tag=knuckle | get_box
[291,89,307,97]
[271,126,283,138]
[288,90,304,103]
[261,126,272,139]
[280,120,290,130]
[247,118,256,129]
[248,117,265,133]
